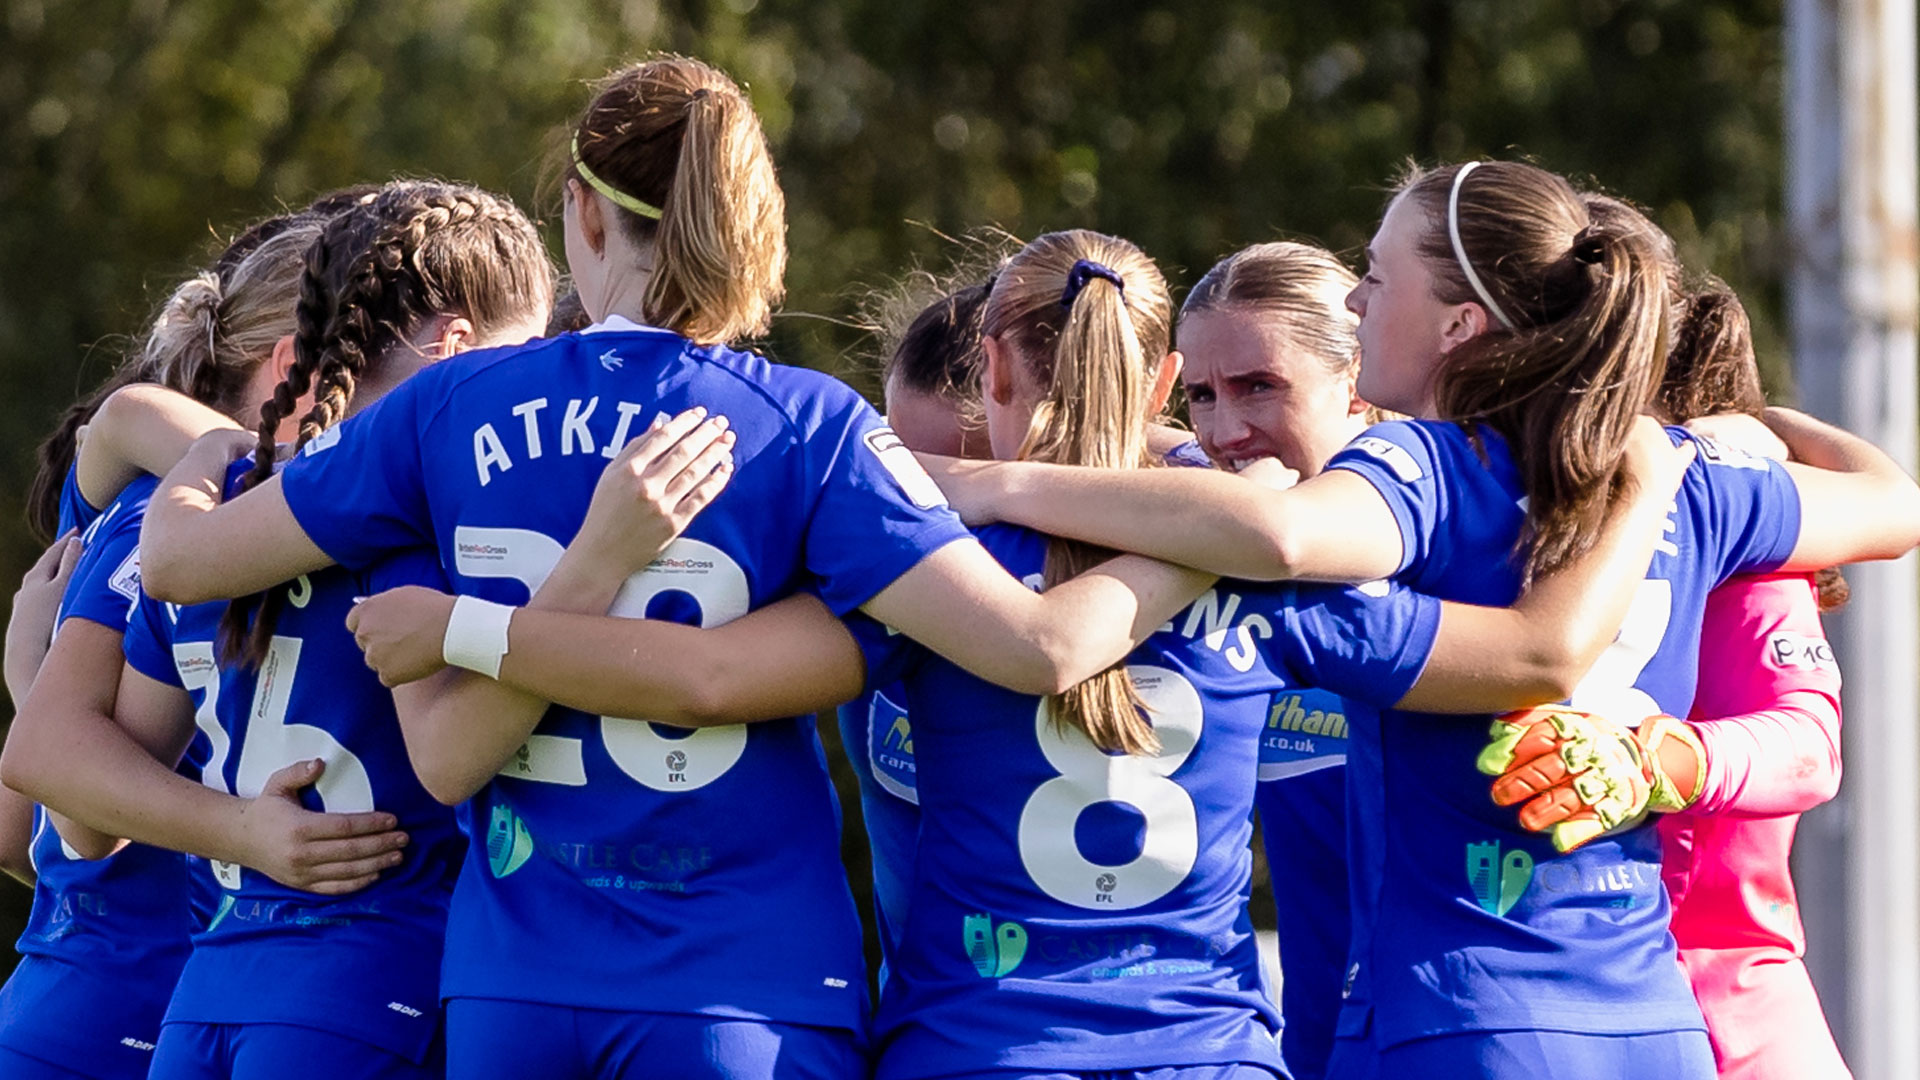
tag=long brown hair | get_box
[984,229,1174,755]
[25,215,327,541]
[219,180,554,664]
[1398,161,1673,584]
[570,55,785,345]
[1587,193,1852,612]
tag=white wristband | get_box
[442,595,515,679]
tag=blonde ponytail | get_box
[574,55,786,345]
[985,231,1173,755]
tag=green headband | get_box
[570,135,663,221]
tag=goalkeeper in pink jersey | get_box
[1483,246,1855,1078]
[1653,284,1852,1080]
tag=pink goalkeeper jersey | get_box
[1660,572,1851,1080]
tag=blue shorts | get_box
[443,998,864,1080]
[1326,1028,1713,1080]
[0,1044,101,1080]
[148,1022,441,1080]
[936,1060,1282,1068]
[0,956,169,1080]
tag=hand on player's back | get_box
[233,759,408,895]
[572,407,737,579]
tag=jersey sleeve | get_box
[1324,420,1446,578]
[358,547,453,596]
[1678,430,1802,579]
[838,612,924,693]
[58,516,145,633]
[279,373,435,569]
[797,387,974,615]
[121,591,181,687]
[1266,582,1441,709]
[1163,439,1213,469]
[1686,573,1843,816]
[57,463,102,537]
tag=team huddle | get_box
[1,52,1914,1080]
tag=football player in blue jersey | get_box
[11,180,558,1080]
[5,193,381,901]
[0,211,412,1080]
[915,161,1920,1080]
[343,227,1689,1080]
[136,58,1213,1080]
[1173,241,1377,1080]
[841,269,997,981]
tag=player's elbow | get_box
[137,534,217,605]
[1010,632,1099,698]
[1245,512,1307,583]
[418,763,485,808]
[0,726,53,806]
[54,823,117,862]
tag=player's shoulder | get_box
[690,341,875,429]
[1331,418,1461,483]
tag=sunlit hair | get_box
[1181,241,1359,375]
[1585,192,1847,611]
[24,215,325,542]
[220,179,555,665]
[1396,160,1673,585]
[984,229,1174,755]
[571,55,786,344]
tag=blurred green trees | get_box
[0,0,1785,955]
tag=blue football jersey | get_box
[120,462,461,1062]
[835,684,919,978]
[274,319,974,1031]
[1323,420,1801,1046]
[1254,694,1353,1080]
[56,462,102,537]
[0,475,198,1074]
[853,524,1440,1078]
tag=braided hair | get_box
[219,180,554,664]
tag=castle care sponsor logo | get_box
[1466,840,1533,917]
[964,913,1028,977]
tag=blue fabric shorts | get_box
[148,1021,441,1080]
[1326,1028,1713,1080]
[443,998,864,1080]
[0,1043,102,1080]
[0,956,169,1080]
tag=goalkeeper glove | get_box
[1476,705,1705,853]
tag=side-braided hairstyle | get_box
[219,179,554,664]
[26,187,381,542]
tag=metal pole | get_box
[1786,2,1920,1078]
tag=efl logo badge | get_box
[1346,435,1424,482]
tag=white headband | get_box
[1447,161,1515,330]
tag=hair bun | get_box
[1571,227,1607,266]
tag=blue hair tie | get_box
[1060,259,1125,308]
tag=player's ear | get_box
[433,316,476,358]
[982,334,1016,407]
[1149,350,1184,414]
[269,333,298,383]
[570,179,608,258]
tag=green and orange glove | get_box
[1475,705,1706,853]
